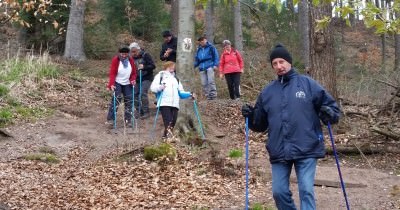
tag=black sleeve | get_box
[248,94,269,132]
[143,53,155,71]
[160,44,167,61]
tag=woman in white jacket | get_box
[150,61,194,138]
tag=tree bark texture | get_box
[64,0,86,61]
[298,0,310,70]
[171,0,179,35]
[309,2,337,99]
[395,33,400,72]
[177,0,195,115]
[233,1,243,52]
[205,0,215,43]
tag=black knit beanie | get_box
[269,44,292,65]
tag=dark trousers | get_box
[160,106,179,137]
[107,83,133,122]
[134,80,151,114]
[225,72,241,99]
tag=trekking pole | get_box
[328,122,350,210]
[132,85,135,128]
[138,70,142,118]
[244,117,250,210]
[150,90,163,140]
[193,100,205,140]
[113,91,117,130]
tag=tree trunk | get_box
[171,0,179,35]
[287,0,295,13]
[395,31,400,72]
[298,0,310,71]
[233,1,243,52]
[64,0,86,61]
[349,0,355,25]
[380,0,386,71]
[205,0,215,43]
[309,2,337,99]
[176,0,195,115]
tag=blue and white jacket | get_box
[194,42,219,71]
[248,69,340,163]
[150,71,191,109]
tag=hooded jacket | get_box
[133,50,156,82]
[150,70,191,109]
[194,42,219,71]
[248,69,340,163]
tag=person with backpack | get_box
[219,40,244,100]
[150,61,194,139]
[106,46,137,126]
[194,36,219,100]
[129,42,156,119]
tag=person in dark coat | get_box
[242,44,341,210]
[129,42,156,119]
[106,46,137,126]
[160,30,177,62]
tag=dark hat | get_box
[197,36,206,41]
[162,30,172,37]
[119,47,130,53]
[269,44,292,65]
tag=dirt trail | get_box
[0,64,399,209]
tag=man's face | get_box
[199,39,207,47]
[164,36,172,43]
[131,48,140,57]
[271,58,292,76]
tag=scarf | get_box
[119,56,129,68]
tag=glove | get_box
[241,104,254,118]
[319,106,337,125]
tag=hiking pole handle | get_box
[328,122,350,210]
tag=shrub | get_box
[228,149,243,158]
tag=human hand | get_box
[241,104,254,118]
[219,74,224,79]
[131,81,136,86]
[110,85,116,91]
[191,92,196,100]
[160,83,166,91]
[138,64,144,70]
[319,106,337,125]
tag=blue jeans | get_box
[107,83,133,123]
[271,158,317,210]
[199,67,217,99]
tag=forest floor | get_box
[0,58,399,210]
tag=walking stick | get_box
[138,70,142,118]
[328,122,350,210]
[244,117,250,210]
[132,85,135,128]
[113,91,117,133]
[193,100,205,140]
[150,91,163,140]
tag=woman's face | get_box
[167,64,175,72]
[224,44,231,51]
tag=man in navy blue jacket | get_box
[194,36,219,100]
[242,44,340,210]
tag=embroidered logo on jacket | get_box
[295,91,306,99]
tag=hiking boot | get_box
[140,112,150,119]
[105,120,114,129]
[125,120,133,128]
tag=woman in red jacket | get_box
[219,40,244,100]
[106,47,137,126]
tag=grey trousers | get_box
[199,67,217,99]
[134,79,151,114]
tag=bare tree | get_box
[171,0,179,35]
[298,0,310,70]
[395,12,400,72]
[64,0,86,61]
[205,0,215,43]
[309,2,337,99]
[233,0,243,52]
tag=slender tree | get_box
[233,0,244,52]
[171,0,179,35]
[64,0,86,61]
[205,0,215,43]
[309,2,337,98]
[298,0,310,70]
[395,12,400,72]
